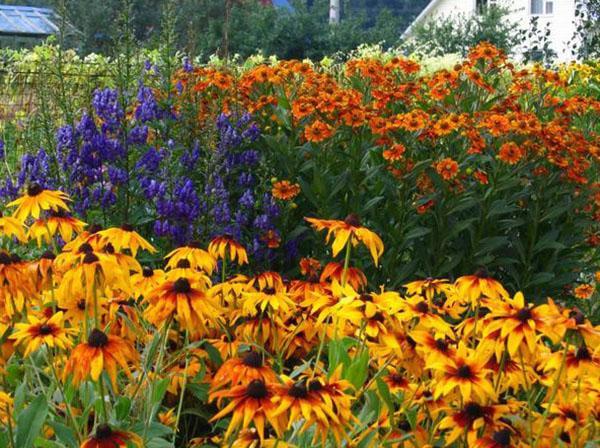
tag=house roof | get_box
[402,0,442,37]
[0,5,58,37]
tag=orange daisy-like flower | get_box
[304,120,333,142]
[165,242,217,274]
[0,213,26,242]
[498,142,525,165]
[27,210,86,246]
[404,277,452,301]
[272,180,301,200]
[574,283,594,299]
[455,269,509,304]
[7,184,70,222]
[320,262,367,291]
[97,225,156,257]
[208,235,249,265]
[435,157,459,180]
[144,275,221,337]
[211,350,278,391]
[305,214,384,266]
[10,312,73,357]
[428,342,495,402]
[382,143,406,162]
[64,328,138,388]
[210,379,286,441]
[80,424,142,448]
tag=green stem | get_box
[469,297,481,348]
[341,242,352,287]
[46,349,82,444]
[174,331,190,443]
[96,374,109,424]
[532,343,568,448]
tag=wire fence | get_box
[0,62,112,121]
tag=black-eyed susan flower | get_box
[10,311,73,357]
[144,275,221,337]
[0,213,26,242]
[428,342,495,402]
[210,379,286,441]
[320,262,367,291]
[64,328,138,388]
[165,241,216,274]
[211,349,278,391]
[241,282,294,315]
[208,235,249,265]
[0,391,12,426]
[455,269,509,304]
[80,424,142,448]
[484,291,561,357]
[404,277,453,301]
[97,224,156,257]
[305,214,384,265]
[27,210,86,246]
[130,266,164,299]
[439,401,510,446]
[7,184,70,222]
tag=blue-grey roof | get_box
[0,5,58,37]
[273,0,293,10]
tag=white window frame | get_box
[531,0,554,16]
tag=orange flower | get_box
[304,120,333,142]
[574,284,594,299]
[498,142,525,165]
[305,214,384,266]
[382,144,406,162]
[435,157,459,180]
[272,180,301,200]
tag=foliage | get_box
[407,6,522,57]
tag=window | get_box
[476,0,498,13]
[531,0,554,15]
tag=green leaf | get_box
[115,396,132,421]
[15,395,49,448]
[49,421,77,447]
[344,350,370,389]
[152,377,171,404]
[404,227,431,241]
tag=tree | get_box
[574,0,600,59]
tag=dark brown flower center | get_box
[415,301,429,313]
[103,243,115,254]
[78,243,94,254]
[463,402,484,420]
[435,339,449,352]
[121,223,134,232]
[474,267,489,278]
[176,259,191,269]
[87,328,109,348]
[456,364,473,379]
[246,379,268,399]
[83,253,99,264]
[38,324,53,335]
[77,299,86,310]
[142,267,154,277]
[263,287,276,295]
[360,293,373,302]
[515,307,533,323]
[288,381,308,399]
[344,213,361,227]
[94,423,113,439]
[187,240,202,249]
[308,380,323,392]
[242,351,262,368]
[27,183,43,196]
[173,278,191,294]
[492,429,511,446]
[575,346,591,361]
[559,431,571,443]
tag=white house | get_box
[404,0,580,62]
